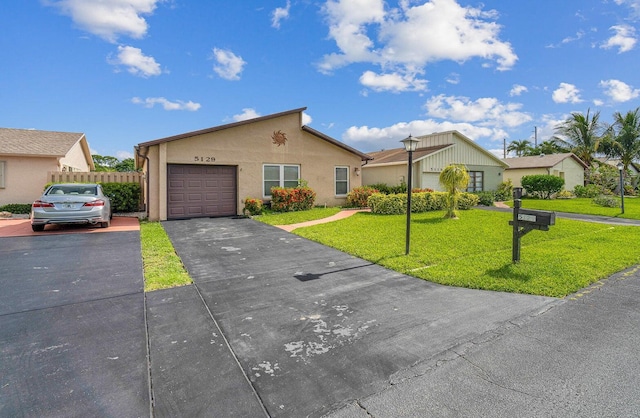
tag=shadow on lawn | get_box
[486,263,534,282]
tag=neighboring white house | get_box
[502,153,587,192]
[362,130,509,192]
[0,128,94,206]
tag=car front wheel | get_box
[101,220,110,228]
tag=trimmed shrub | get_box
[475,191,496,206]
[457,193,480,209]
[574,184,603,198]
[367,182,408,194]
[243,198,263,216]
[101,182,142,212]
[0,203,32,214]
[521,175,565,199]
[592,194,618,208]
[368,193,406,214]
[495,179,514,201]
[346,186,379,208]
[270,186,316,212]
[555,190,574,199]
[368,191,475,215]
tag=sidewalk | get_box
[485,203,640,226]
[275,208,370,232]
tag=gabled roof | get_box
[0,127,87,157]
[366,144,452,166]
[503,153,588,169]
[301,126,372,161]
[135,107,371,161]
[137,107,308,148]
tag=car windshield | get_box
[48,185,98,195]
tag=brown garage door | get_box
[167,164,237,219]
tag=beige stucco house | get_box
[0,128,94,206]
[135,107,372,221]
[502,153,587,192]
[362,130,508,192]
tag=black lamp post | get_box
[401,135,419,255]
[617,162,625,214]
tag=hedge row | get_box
[367,191,479,215]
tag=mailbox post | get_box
[509,187,556,263]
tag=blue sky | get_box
[2,0,639,160]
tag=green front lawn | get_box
[140,222,192,291]
[254,207,342,225]
[505,196,640,219]
[290,209,640,298]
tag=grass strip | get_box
[140,221,192,291]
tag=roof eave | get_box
[138,107,308,147]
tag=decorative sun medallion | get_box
[272,130,288,147]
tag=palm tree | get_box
[528,140,565,156]
[439,164,470,219]
[553,109,603,167]
[608,107,640,178]
[507,139,533,157]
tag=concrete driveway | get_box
[159,217,560,417]
[0,227,149,417]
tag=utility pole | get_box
[503,138,507,158]
[533,126,538,147]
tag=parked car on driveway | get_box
[30,183,112,231]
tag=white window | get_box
[466,171,484,192]
[0,161,5,188]
[263,164,300,197]
[335,166,349,196]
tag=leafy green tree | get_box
[507,139,533,157]
[92,154,120,171]
[114,158,136,172]
[439,164,469,219]
[553,109,603,168]
[606,107,640,182]
[92,155,138,172]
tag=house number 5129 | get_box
[194,156,215,162]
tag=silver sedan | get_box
[30,183,112,232]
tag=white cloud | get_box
[424,94,532,128]
[552,83,582,104]
[110,45,161,77]
[601,25,637,53]
[509,84,528,96]
[342,118,501,152]
[446,73,460,85]
[319,0,517,84]
[359,70,428,92]
[272,1,291,29]
[302,112,313,125]
[48,0,160,42]
[131,97,201,111]
[116,150,133,160]
[212,48,246,80]
[232,108,261,121]
[341,92,535,152]
[599,79,640,102]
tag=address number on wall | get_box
[194,156,216,162]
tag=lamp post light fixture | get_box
[617,162,625,214]
[400,134,420,255]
